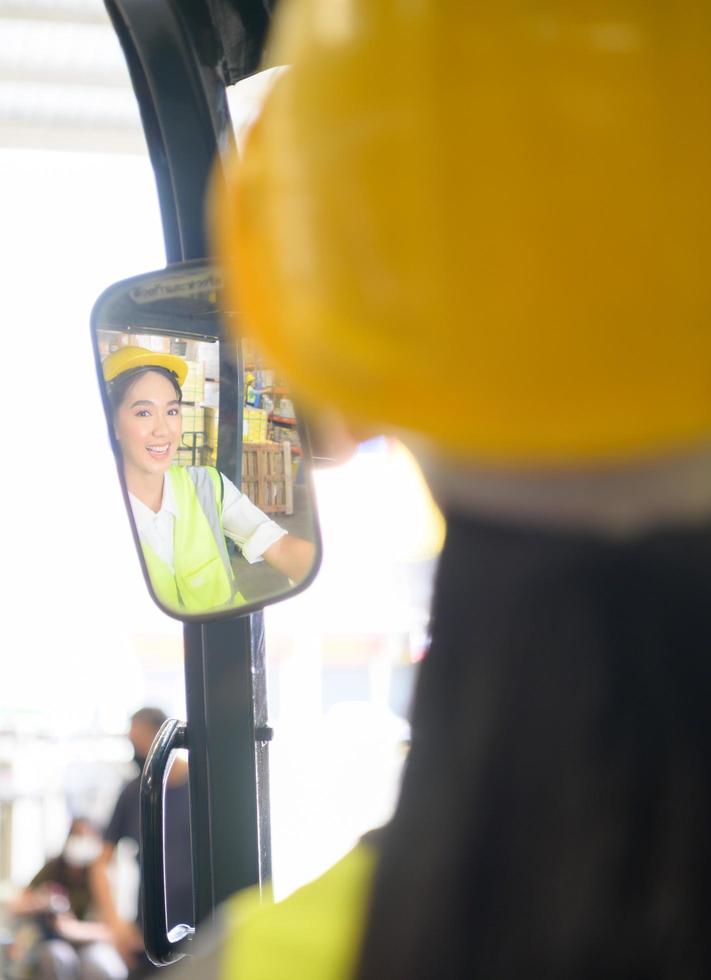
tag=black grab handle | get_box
[140,719,194,966]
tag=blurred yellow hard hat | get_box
[212,1,711,465]
[102,346,188,387]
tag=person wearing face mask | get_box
[89,708,191,978]
[103,347,315,614]
[10,817,127,980]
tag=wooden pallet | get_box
[241,441,294,515]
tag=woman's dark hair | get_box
[106,365,182,417]
[355,512,711,979]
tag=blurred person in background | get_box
[90,709,191,978]
[10,817,126,980]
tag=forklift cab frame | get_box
[101,0,283,965]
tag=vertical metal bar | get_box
[109,0,274,930]
[251,612,272,884]
[184,616,268,924]
[217,338,243,488]
[183,631,216,926]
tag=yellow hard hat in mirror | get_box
[212,1,711,465]
[102,346,189,387]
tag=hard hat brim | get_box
[103,348,189,388]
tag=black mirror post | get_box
[106,0,273,948]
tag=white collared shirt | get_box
[129,470,287,573]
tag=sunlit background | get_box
[0,0,441,928]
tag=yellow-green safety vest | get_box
[216,843,376,980]
[142,465,245,613]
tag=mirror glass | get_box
[91,261,320,621]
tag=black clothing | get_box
[356,512,711,980]
[29,857,93,921]
[105,775,193,930]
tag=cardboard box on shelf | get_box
[203,379,220,408]
[182,360,205,403]
[243,407,269,443]
[204,407,219,446]
[200,343,220,381]
[181,405,205,447]
[254,369,274,390]
[202,407,219,468]
[269,425,302,453]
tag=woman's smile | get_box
[147,442,172,458]
[114,370,183,482]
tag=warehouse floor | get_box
[231,484,318,603]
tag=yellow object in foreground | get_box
[213,1,711,465]
[222,843,376,980]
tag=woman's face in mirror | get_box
[114,370,182,478]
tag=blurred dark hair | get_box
[106,365,182,417]
[356,512,711,979]
[130,706,168,734]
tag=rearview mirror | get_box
[90,260,321,621]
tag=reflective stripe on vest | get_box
[142,465,244,613]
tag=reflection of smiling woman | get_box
[103,347,314,613]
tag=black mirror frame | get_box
[90,260,323,624]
